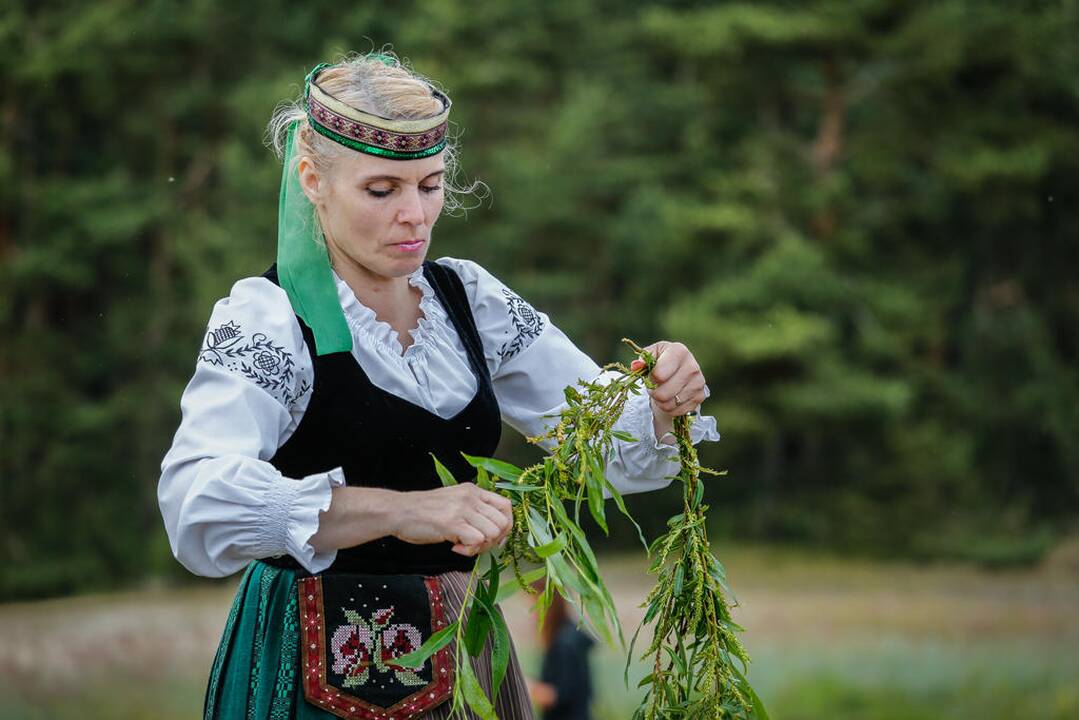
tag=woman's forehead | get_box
[341,149,445,183]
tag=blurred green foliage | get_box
[2,0,1078,599]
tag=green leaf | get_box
[535,581,553,631]
[643,597,663,625]
[573,471,586,527]
[709,555,727,581]
[724,618,746,633]
[584,594,613,646]
[692,479,705,509]
[460,452,523,481]
[430,453,457,486]
[626,622,646,688]
[486,597,511,698]
[528,507,555,546]
[665,643,687,677]
[458,656,498,720]
[393,621,458,669]
[731,662,770,720]
[482,554,501,606]
[547,554,588,596]
[708,555,735,597]
[586,454,608,534]
[610,430,637,442]
[534,532,568,558]
[476,465,494,491]
[603,477,647,550]
[494,482,543,492]
[495,566,546,604]
[463,603,492,658]
[647,533,668,555]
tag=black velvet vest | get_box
[262,260,502,575]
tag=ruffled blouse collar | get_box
[331,265,447,360]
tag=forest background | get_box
[1,0,1077,605]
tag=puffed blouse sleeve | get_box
[436,257,721,497]
[158,277,346,578]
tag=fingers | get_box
[478,488,513,518]
[450,484,513,556]
[454,522,486,549]
[644,342,708,415]
[474,498,513,540]
[467,504,509,545]
[462,512,501,548]
[653,372,707,415]
[652,359,696,403]
[649,341,679,383]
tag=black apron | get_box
[261,259,502,575]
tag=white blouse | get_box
[158,256,720,578]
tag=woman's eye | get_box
[366,187,393,198]
[421,184,442,194]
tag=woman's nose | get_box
[396,187,425,225]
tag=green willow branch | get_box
[398,339,768,720]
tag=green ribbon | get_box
[275,120,352,356]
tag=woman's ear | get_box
[297,156,323,205]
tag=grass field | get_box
[2,540,1077,719]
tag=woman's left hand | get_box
[630,341,708,419]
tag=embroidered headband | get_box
[276,59,452,357]
[304,62,451,160]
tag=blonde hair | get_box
[266,50,484,217]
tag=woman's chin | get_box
[383,245,428,273]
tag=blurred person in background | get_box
[527,580,596,720]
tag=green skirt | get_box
[203,560,534,719]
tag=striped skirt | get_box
[204,560,535,719]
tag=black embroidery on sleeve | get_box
[497,288,546,362]
[199,320,310,407]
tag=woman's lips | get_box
[394,239,425,252]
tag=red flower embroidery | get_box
[381,623,422,671]
[331,624,374,678]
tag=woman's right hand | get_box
[391,483,514,557]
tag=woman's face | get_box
[299,148,446,281]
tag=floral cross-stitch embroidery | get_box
[381,623,424,677]
[331,620,376,685]
[331,606,426,689]
[299,575,453,718]
[198,320,310,407]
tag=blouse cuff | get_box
[264,466,347,574]
[647,410,723,456]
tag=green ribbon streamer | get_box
[276,120,352,356]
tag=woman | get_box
[159,52,720,720]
